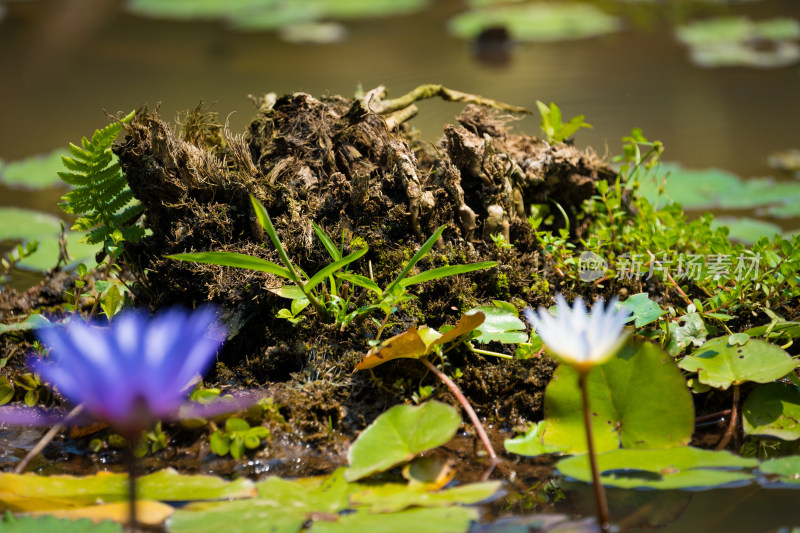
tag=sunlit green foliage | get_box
[210,417,270,459]
[536,101,593,144]
[742,383,800,441]
[0,149,69,189]
[170,196,495,329]
[59,111,144,249]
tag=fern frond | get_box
[58,110,141,247]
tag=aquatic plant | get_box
[58,110,144,250]
[170,195,496,329]
[524,295,631,532]
[0,307,252,531]
[536,101,593,144]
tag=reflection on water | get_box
[1,0,798,183]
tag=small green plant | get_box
[170,196,496,330]
[490,233,514,249]
[210,417,270,459]
[0,241,38,285]
[536,101,593,144]
[58,110,144,251]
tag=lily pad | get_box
[0,469,255,511]
[742,383,800,440]
[127,0,429,33]
[523,342,694,456]
[504,420,568,456]
[678,336,798,390]
[16,231,101,272]
[759,455,800,484]
[616,292,666,328]
[345,401,462,481]
[448,4,621,43]
[0,513,122,533]
[557,447,758,490]
[0,149,69,189]
[711,217,782,245]
[169,468,491,533]
[676,17,800,68]
[0,314,53,336]
[0,207,62,242]
[312,506,478,533]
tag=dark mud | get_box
[1,88,616,478]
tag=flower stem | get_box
[125,442,138,532]
[420,357,499,465]
[578,372,611,532]
[716,384,740,451]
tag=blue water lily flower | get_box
[524,294,630,374]
[0,307,240,436]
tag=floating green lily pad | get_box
[0,469,255,511]
[0,207,62,242]
[312,507,478,533]
[678,336,798,390]
[515,342,693,456]
[616,293,666,328]
[127,0,429,33]
[676,17,800,68]
[16,231,100,272]
[759,455,800,484]
[0,314,53,336]
[0,512,122,533]
[169,468,493,533]
[448,4,621,42]
[504,420,567,456]
[742,383,800,440]
[711,217,782,245]
[557,447,758,490]
[345,401,462,481]
[0,149,69,189]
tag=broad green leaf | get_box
[448,3,620,42]
[557,447,758,490]
[0,314,53,335]
[744,321,800,340]
[541,342,694,454]
[759,455,800,484]
[616,293,666,328]
[0,512,122,533]
[469,305,527,344]
[400,261,497,288]
[0,149,70,189]
[712,217,782,245]
[348,481,501,513]
[345,401,462,481]
[167,251,292,279]
[742,383,800,440]
[0,207,62,241]
[312,506,478,533]
[678,336,798,389]
[504,421,568,456]
[0,469,255,511]
[27,501,173,527]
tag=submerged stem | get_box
[420,357,499,466]
[578,372,611,532]
[716,384,740,451]
[126,442,138,532]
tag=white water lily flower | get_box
[524,294,630,374]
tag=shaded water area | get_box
[1,1,800,532]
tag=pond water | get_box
[1,1,800,531]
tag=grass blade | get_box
[312,221,342,261]
[383,225,446,296]
[250,195,305,286]
[337,273,382,296]
[400,261,497,287]
[306,246,368,291]
[167,252,293,279]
